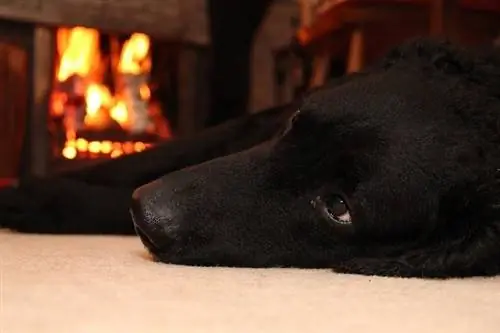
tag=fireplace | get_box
[51,27,172,163]
[0,0,210,181]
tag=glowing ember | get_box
[61,138,151,160]
[51,26,170,160]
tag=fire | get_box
[118,33,151,74]
[85,83,112,117]
[57,27,100,82]
[110,100,129,126]
[52,27,168,160]
[61,138,150,160]
[83,83,113,128]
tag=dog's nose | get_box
[130,178,179,251]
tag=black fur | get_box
[3,38,500,278]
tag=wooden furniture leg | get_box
[309,52,331,88]
[346,25,365,73]
[430,0,460,40]
[298,0,314,27]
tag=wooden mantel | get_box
[0,0,210,44]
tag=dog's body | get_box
[3,39,500,278]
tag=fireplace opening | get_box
[0,16,209,181]
[50,26,172,164]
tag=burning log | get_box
[115,33,153,134]
[117,72,151,134]
[53,74,87,131]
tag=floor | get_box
[1,229,500,333]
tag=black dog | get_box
[3,39,500,278]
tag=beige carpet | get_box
[1,230,500,333]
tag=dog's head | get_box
[131,40,500,278]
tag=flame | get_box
[85,83,112,116]
[110,100,129,126]
[52,27,163,160]
[118,33,151,74]
[139,84,151,100]
[51,92,67,116]
[57,27,100,82]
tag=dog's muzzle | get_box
[130,176,184,253]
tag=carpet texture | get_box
[1,230,500,333]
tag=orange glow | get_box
[85,83,113,116]
[51,26,164,160]
[139,84,151,100]
[109,100,129,126]
[134,142,146,152]
[88,141,101,154]
[76,138,88,152]
[57,27,99,82]
[111,150,123,159]
[51,92,67,116]
[66,129,76,141]
[122,142,134,154]
[61,138,149,159]
[62,146,77,159]
[100,141,113,154]
[118,33,151,74]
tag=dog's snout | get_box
[130,179,179,251]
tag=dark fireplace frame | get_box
[0,19,34,181]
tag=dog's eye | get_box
[324,196,352,225]
[312,195,352,225]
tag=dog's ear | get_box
[380,38,472,74]
[381,39,464,74]
[335,174,500,278]
[379,38,500,81]
[377,38,500,128]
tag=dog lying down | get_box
[2,38,500,278]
